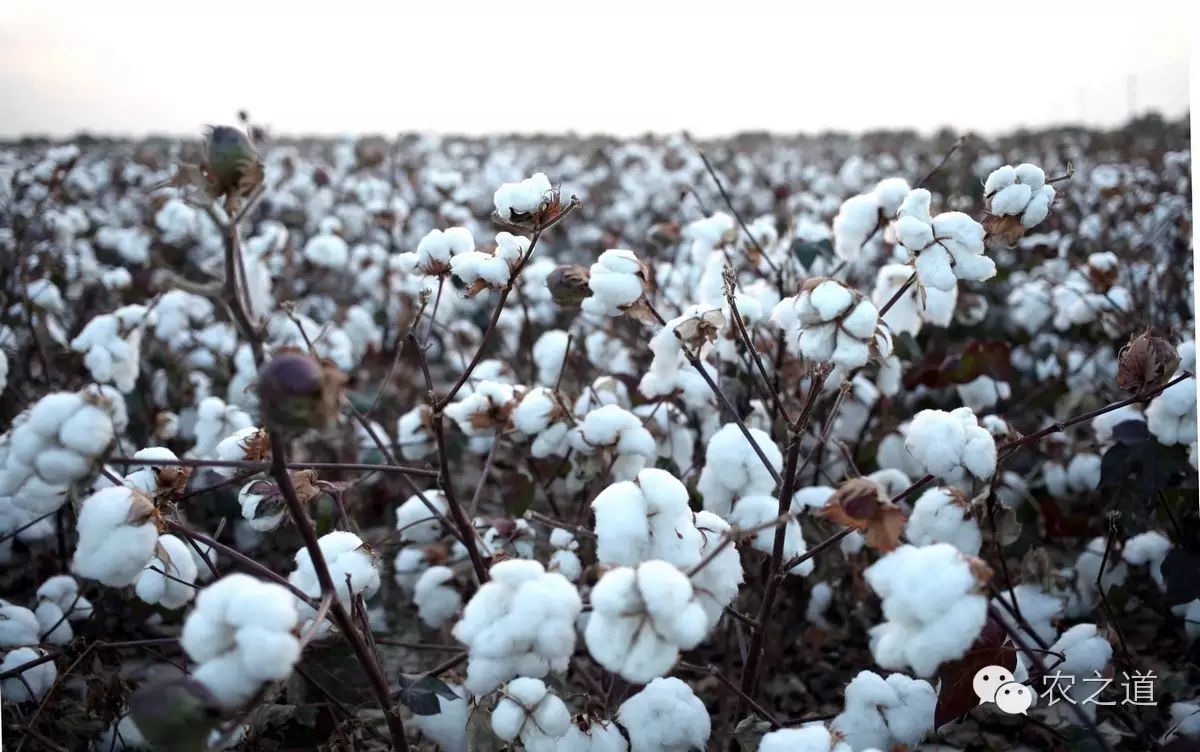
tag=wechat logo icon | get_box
[974,665,1033,715]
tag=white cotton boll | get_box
[616,677,711,752]
[1146,376,1198,446]
[72,487,159,587]
[791,485,835,515]
[759,725,837,752]
[1066,453,1102,492]
[239,480,284,532]
[832,193,881,262]
[811,280,854,319]
[905,488,982,555]
[873,177,911,215]
[1123,531,1171,588]
[831,670,936,752]
[413,566,462,628]
[411,682,468,752]
[905,407,996,486]
[452,558,581,694]
[302,232,349,269]
[395,490,450,544]
[806,582,834,628]
[134,534,199,609]
[956,375,1010,412]
[729,495,808,573]
[993,585,1064,646]
[0,647,56,702]
[0,603,40,647]
[1022,185,1056,228]
[560,720,629,752]
[532,329,569,386]
[291,531,380,613]
[697,423,781,518]
[984,165,1017,195]
[181,574,301,707]
[36,575,93,622]
[570,405,656,481]
[1050,624,1113,707]
[493,173,554,220]
[492,677,570,748]
[581,249,644,317]
[990,183,1033,216]
[1092,404,1144,445]
[864,544,988,676]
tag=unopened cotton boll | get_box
[864,543,990,676]
[0,647,56,702]
[134,534,200,609]
[413,566,462,628]
[72,486,160,587]
[180,574,301,707]
[616,676,711,752]
[451,557,582,694]
[904,407,997,486]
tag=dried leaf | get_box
[934,615,1016,728]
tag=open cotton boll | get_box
[397,227,475,276]
[772,278,890,370]
[992,584,1064,646]
[905,407,996,487]
[180,574,301,708]
[0,603,39,647]
[532,329,570,386]
[192,399,256,461]
[616,677,711,752]
[72,487,160,587]
[1170,701,1200,738]
[580,249,644,317]
[585,561,709,683]
[70,305,152,392]
[904,487,982,555]
[239,479,285,532]
[36,574,93,623]
[956,375,1011,413]
[591,468,702,569]
[1065,536,1129,617]
[759,725,844,752]
[1091,403,1144,445]
[410,682,468,752]
[395,490,450,544]
[413,566,462,628]
[0,389,119,515]
[639,306,723,408]
[0,647,56,702]
[1145,375,1197,445]
[729,494,810,574]
[1049,624,1113,712]
[985,163,1056,229]
[493,173,554,222]
[450,232,528,293]
[451,558,581,694]
[697,423,781,518]
[895,189,993,291]
[831,670,936,752]
[444,380,519,452]
[290,531,380,611]
[1122,531,1171,588]
[513,388,571,458]
[134,534,199,609]
[492,677,571,749]
[302,231,349,269]
[396,405,435,460]
[569,405,656,481]
[864,543,989,677]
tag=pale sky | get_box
[0,0,1191,138]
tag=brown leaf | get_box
[823,478,907,553]
[982,213,1026,248]
[934,615,1016,728]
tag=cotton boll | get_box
[616,677,710,752]
[36,575,93,622]
[0,603,40,647]
[72,487,160,587]
[532,329,570,386]
[239,480,285,532]
[395,490,450,544]
[290,532,380,618]
[864,544,989,676]
[492,677,570,749]
[729,495,808,573]
[1146,376,1198,445]
[992,584,1064,646]
[569,405,656,482]
[697,423,781,518]
[905,407,996,487]
[759,725,838,752]
[134,534,200,609]
[1122,531,1171,588]
[831,670,936,751]
[302,232,349,269]
[905,488,981,555]
[411,682,468,752]
[560,720,629,752]
[413,566,462,628]
[581,249,645,317]
[0,647,56,702]
[1049,624,1113,710]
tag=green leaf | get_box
[790,238,832,270]
[396,674,459,716]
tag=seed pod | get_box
[255,350,343,433]
[1116,331,1179,394]
[547,264,592,308]
[203,125,263,205]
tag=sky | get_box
[0,0,1191,139]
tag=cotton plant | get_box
[179,574,302,708]
[772,278,893,370]
[451,558,582,694]
[864,543,992,676]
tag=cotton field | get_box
[0,115,1196,751]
